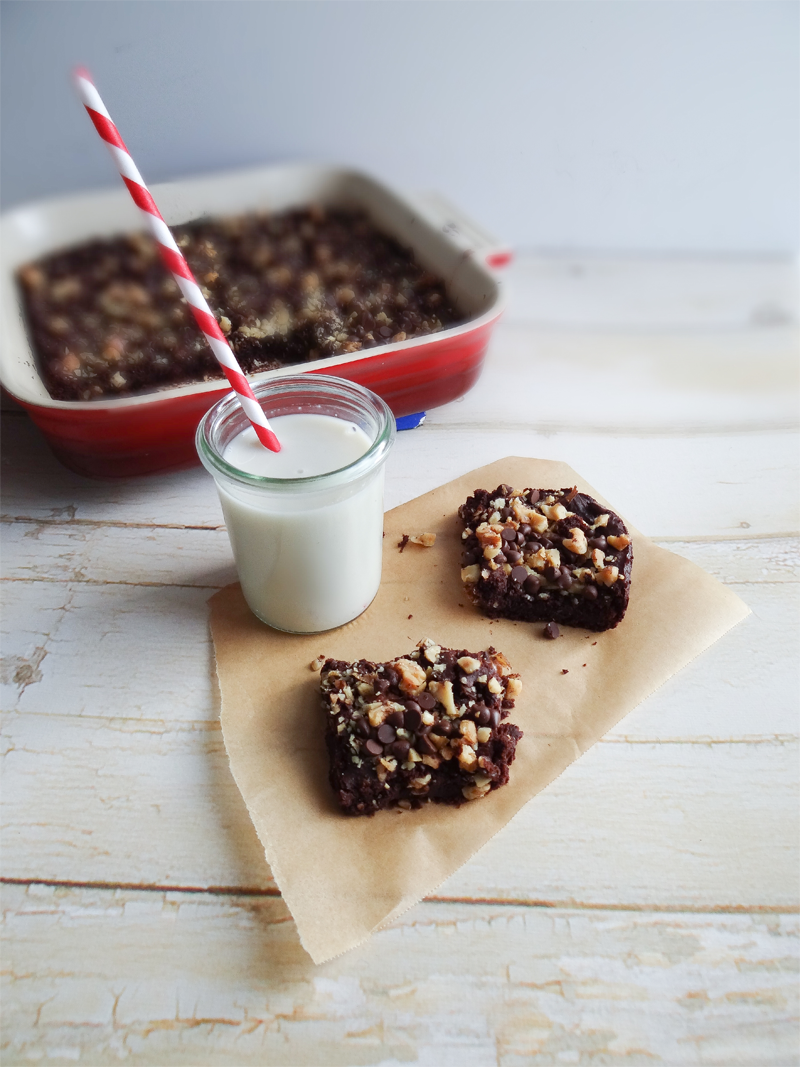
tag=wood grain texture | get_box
[2,883,798,1067]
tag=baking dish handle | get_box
[409,191,513,270]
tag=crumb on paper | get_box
[561,669,569,675]
[408,532,436,547]
[408,614,413,619]
[592,641,597,646]
[310,655,326,671]
[398,534,410,552]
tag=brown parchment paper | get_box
[209,457,750,963]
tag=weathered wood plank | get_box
[2,883,797,1066]
[3,706,797,908]
[0,580,214,722]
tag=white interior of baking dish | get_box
[0,164,504,409]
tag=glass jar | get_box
[197,375,396,633]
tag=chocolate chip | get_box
[558,571,573,590]
[588,535,607,550]
[416,692,436,710]
[494,551,507,565]
[461,550,478,565]
[505,549,522,564]
[355,718,370,738]
[404,706,423,730]
[523,574,541,595]
[476,705,491,725]
[387,709,405,727]
[544,566,561,581]
[583,584,599,600]
[488,708,501,728]
[528,490,540,504]
[501,527,517,542]
[377,723,396,744]
[390,739,410,760]
[519,524,532,538]
[365,738,383,756]
[383,667,399,687]
[374,677,390,694]
[543,622,560,639]
[435,718,454,737]
[510,566,528,584]
[416,734,436,756]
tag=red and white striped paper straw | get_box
[74,68,281,452]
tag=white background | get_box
[1,0,797,253]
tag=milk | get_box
[217,413,385,632]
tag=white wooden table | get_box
[2,256,798,1066]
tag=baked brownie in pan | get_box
[459,484,633,632]
[320,639,523,816]
[17,206,463,402]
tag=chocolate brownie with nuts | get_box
[320,639,523,816]
[17,206,463,402]
[459,484,633,632]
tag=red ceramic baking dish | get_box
[0,164,507,477]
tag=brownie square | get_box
[320,640,523,816]
[459,484,633,632]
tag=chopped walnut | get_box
[427,679,458,718]
[506,676,523,699]
[491,650,513,676]
[540,503,568,522]
[457,744,478,772]
[366,703,389,727]
[309,655,326,671]
[457,656,481,674]
[422,643,441,664]
[409,532,436,547]
[461,564,481,585]
[597,565,620,586]
[607,534,631,550]
[394,658,427,695]
[459,719,478,747]
[562,527,588,556]
[476,522,502,549]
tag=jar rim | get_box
[195,374,396,490]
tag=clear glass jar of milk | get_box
[196,375,396,633]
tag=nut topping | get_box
[607,534,630,550]
[562,527,589,556]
